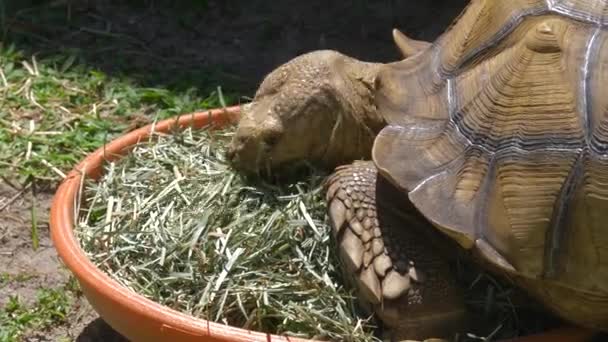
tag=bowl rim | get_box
[49,105,595,342]
[50,105,317,342]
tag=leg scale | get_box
[326,161,468,340]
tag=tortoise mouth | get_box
[226,145,330,184]
[225,140,271,176]
[226,130,330,179]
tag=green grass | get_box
[0,273,38,287]
[0,286,72,342]
[0,43,237,187]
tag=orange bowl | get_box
[50,106,597,342]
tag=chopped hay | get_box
[75,125,379,341]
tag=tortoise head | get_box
[226,51,343,174]
[227,50,383,175]
[226,30,432,175]
[226,96,336,175]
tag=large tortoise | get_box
[227,0,608,339]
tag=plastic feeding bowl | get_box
[50,106,597,342]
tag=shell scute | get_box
[549,0,608,24]
[373,6,608,290]
[588,29,608,153]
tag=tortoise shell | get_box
[371,0,608,329]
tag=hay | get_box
[75,124,379,341]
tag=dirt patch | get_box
[0,183,64,309]
[0,182,113,341]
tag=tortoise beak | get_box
[226,133,264,175]
[226,137,248,171]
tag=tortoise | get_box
[226,0,608,339]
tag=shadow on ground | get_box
[75,318,128,342]
[4,0,468,96]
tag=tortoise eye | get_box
[264,134,280,148]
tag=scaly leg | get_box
[325,161,468,340]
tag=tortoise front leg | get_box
[326,161,468,340]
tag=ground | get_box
[0,183,105,342]
[1,1,591,341]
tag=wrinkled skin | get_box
[226,50,386,174]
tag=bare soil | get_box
[0,182,104,341]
